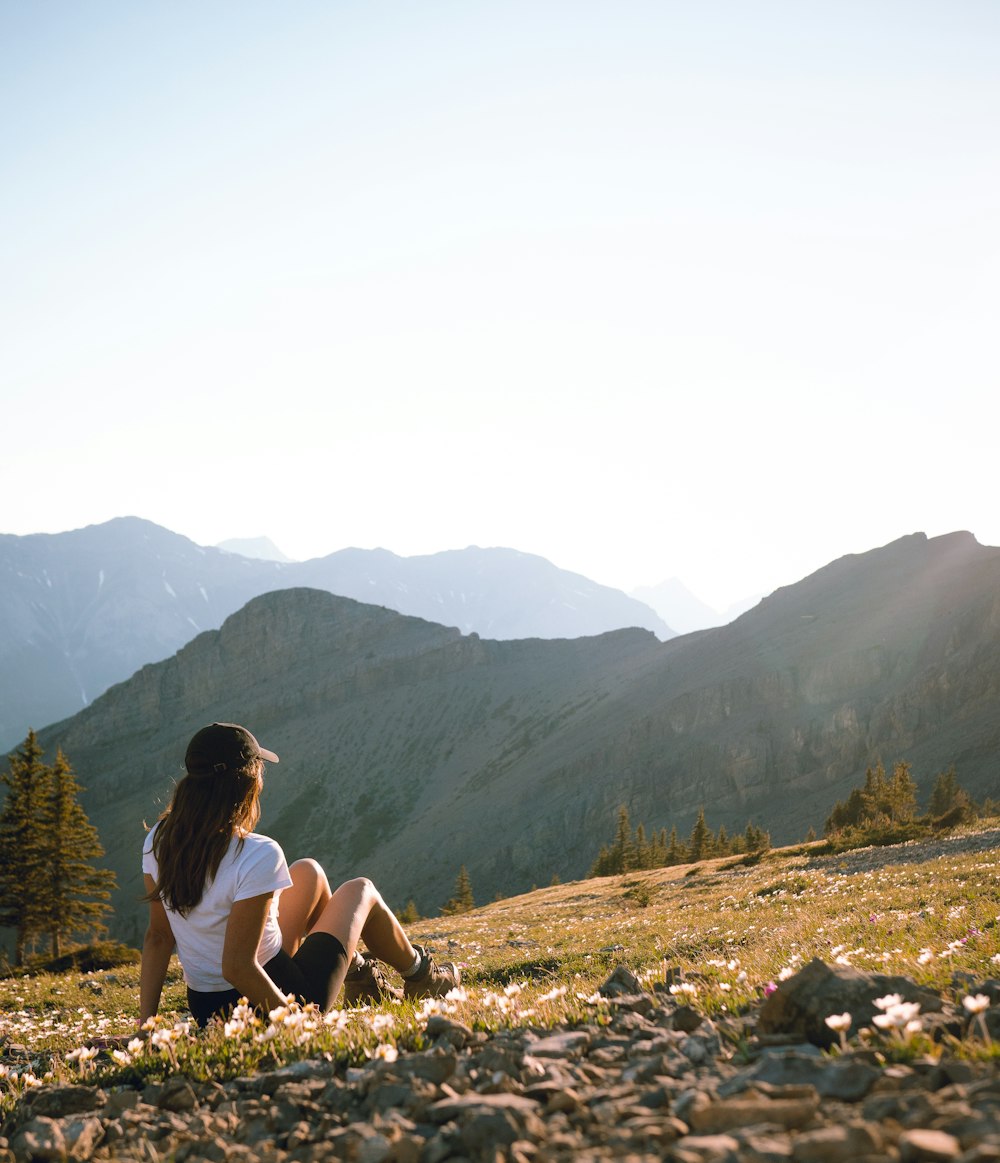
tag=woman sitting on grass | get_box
[140,722,458,1027]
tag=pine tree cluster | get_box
[0,731,117,966]
[824,760,983,846]
[589,805,770,877]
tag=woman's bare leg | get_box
[278,859,333,955]
[307,876,417,975]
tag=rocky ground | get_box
[3,959,1000,1162]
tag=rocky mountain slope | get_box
[0,518,672,749]
[28,529,1000,945]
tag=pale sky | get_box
[3,1,997,611]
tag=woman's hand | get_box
[222,893,288,1013]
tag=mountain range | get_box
[0,517,673,750]
[27,528,1000,947]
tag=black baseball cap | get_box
[185,723,279,775]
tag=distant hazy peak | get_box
[631,577,724,634]
[217,536,295,563]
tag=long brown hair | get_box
[146,759,263,915]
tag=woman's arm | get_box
[139,875,176,1024]
[221,893,288,1013]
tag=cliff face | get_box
[28,530,1000,944]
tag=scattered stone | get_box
[898,1128,962,1162]
[598,964,642,996]
[791,1121,883,1161]
[524,1031,590,1059]
[672,1004,704,1033]
[424,1015,473,1049]
[24,1088,105,1119]
[687,1089,819,1133]
[9,1117,66,1163]
[4,960,1000,1162]
[726,1048,881,1101]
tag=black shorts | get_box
[186,932,349,1027]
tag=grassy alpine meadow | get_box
[2,823,1000,1117]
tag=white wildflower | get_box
[65,1046,99,1066]
[537,985,567,1004]
[873,993,904,1011]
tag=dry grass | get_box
[2,823,999,1108]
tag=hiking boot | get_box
[403,943,460,1000]
[343,953,403,1005]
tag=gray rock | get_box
[428,1092,542,1123]
[10,1117,67,1163]
[687,1089,819,1133]
[724,1049,880,1101]
[56,1116,103,1162]
[391,1049,458,1085]
[598,965,642,997]
[791,1122,883,1162]
[24,1087,105,1119]
[157,1078,198,1112]
[758,958,942,1048]
[524,1031,590,1059]
[673,1004,705,1032]
[425,1015,473,1048]
[738,1130,796,1161]
[672,1132,741,1162]
[897,1128,962,1162]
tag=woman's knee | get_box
[290,858,330,893]
[339,876,379,907]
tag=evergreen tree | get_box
[688,806,710,862]
[825,787,866,834]
[0,731,52,965]
[613,805,636,872]
[654,827,668,866]
[0,734,116,964]
[716,824,730,856]
[41,749,116,957]
[928,767,960,818]
[805,825,817,843]
[589,844,615,877]
[441,865,475,915]
[396,899,421,924]
[665,825,685,866]
[889,760,918,822]
[926,767,975,827]
[861,762,891,822]
[634,823,649,870]
[744,821,770,854]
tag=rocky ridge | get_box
[4,958,1000,1162]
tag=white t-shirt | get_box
[142,825,294,992]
